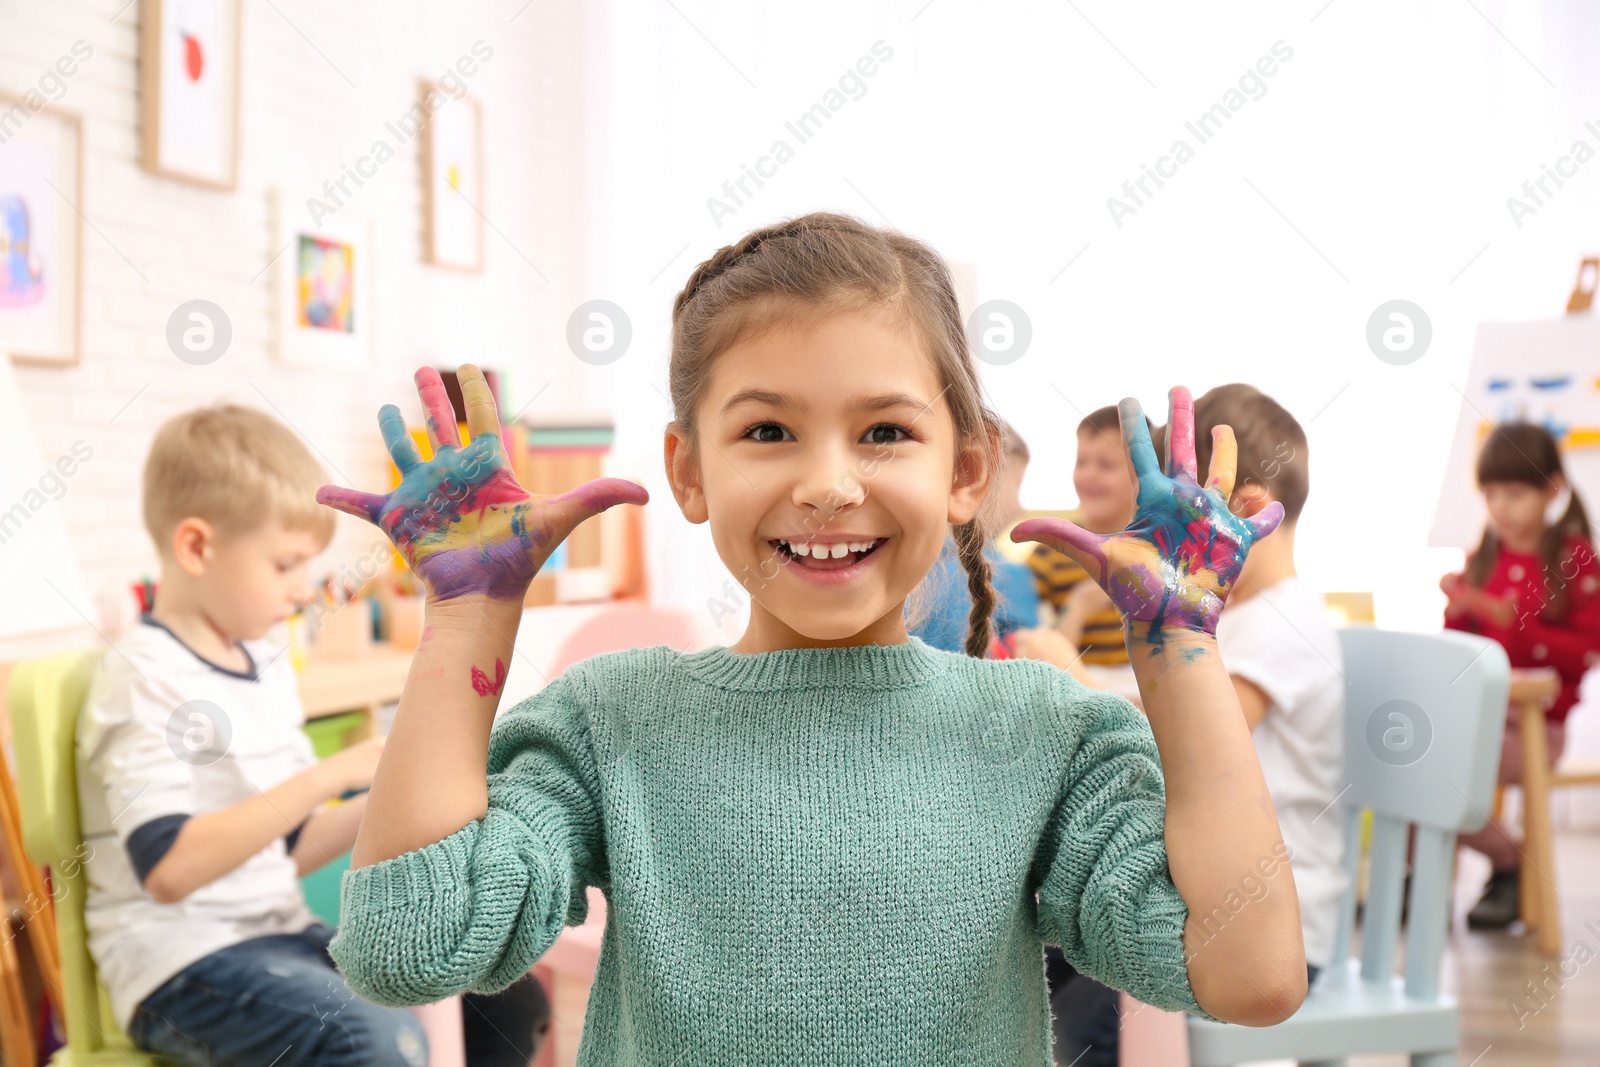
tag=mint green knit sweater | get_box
[328,635,1216,1064]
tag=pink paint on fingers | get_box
[1008,517,1107,566]
[316,485,385,521]
[547,477,651,515]
[414,367,461,450]
[1165,386,1197,482]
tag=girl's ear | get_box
[947,427,996,526]
[663,426,708,524]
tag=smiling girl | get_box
[319,212,1306,1065]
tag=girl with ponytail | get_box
[1442,422,1600,928]
[323,212,1308,1063]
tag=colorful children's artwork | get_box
[296,235,355,333]
[0,100,80,365]
[0,194,47,309]
[141,0,240,187]
[422,84,484,271]
[273,190,371,368]
[1429,315,1600,548]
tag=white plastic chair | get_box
[1182,626,1510,1067]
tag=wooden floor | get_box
[1246,825,1600,1067]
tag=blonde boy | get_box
[76,405,543,1066]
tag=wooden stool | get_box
[1511,669,1600,955]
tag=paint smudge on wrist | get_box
[470,658,507,697]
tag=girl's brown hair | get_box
[1464,422,1592,620]
[667,212,1004,657]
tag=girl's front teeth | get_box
[780,538,881,559]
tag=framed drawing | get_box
[141,0,241,188]
[421,82,484,272]
[0,97,82,366]
[272,191,372,369]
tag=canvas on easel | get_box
[1428,313,1600,551]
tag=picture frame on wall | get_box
[421,81,484,272]
[272,190,373,369]
[141,0,242,189]
[0,97,82,366]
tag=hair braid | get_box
[673,220,806,319]
[953,518,995,658]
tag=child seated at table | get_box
[1044,384,1346,1066]
[76,403,547,1067]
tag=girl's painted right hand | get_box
[316,364,649,603]
[1010,387,1282,651]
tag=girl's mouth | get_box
[768,537,888,583]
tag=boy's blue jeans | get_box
[128,923,548,1067]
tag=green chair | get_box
[10,649,172,1065]
[298,711,366,925]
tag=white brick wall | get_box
[0,0,591,631]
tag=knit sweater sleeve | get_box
[1033,685,1217,1021]
[328,667,607,1005]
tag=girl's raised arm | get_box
[1011,387,1306,1027]
[317,364,647,869]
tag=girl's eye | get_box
[866,422,914,445]
[741,421,791,444]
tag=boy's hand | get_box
[1009,386,1283,651]
[319,735,386,796]
[316,365,648,602]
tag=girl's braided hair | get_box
[667,212,1006,657]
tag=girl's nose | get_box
[791,440,867,513]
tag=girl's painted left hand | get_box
[1009,386,1283,650]
[316,365,648,603]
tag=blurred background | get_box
[0,0,1596,639]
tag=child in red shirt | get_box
[1440,421,1600,928]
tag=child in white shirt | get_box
[1043,384,1345,1066]
[80,403,547,1066]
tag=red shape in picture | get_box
[182,31,204,82]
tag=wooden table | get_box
[296,644,415,739]
[1509,667,1600,955]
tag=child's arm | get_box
[142,736,383,901]
[315,367,643,868]
[1504,540,1600,672]
[1012,388,1305,1027]
[312,366,646,1004]
[289,792,368,876]
[141,761,348,903]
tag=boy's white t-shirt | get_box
[1215,577,1348,969]
[76,616,322,1031]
